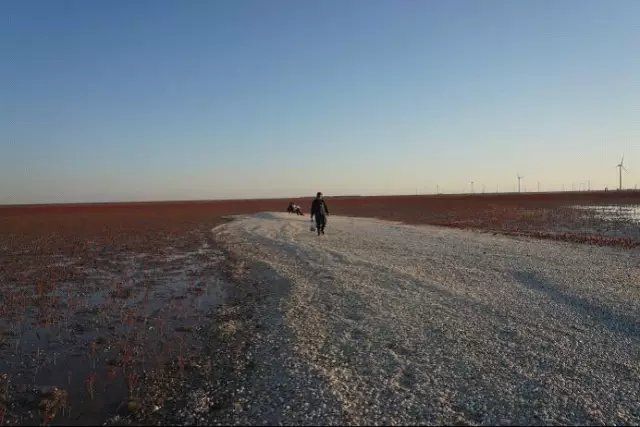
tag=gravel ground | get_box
[210,212,640,425]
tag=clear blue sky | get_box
[2,0,639,203]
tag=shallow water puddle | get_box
[572,205,640,223]
[0,244,226,425]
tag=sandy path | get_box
[212,212,640,425]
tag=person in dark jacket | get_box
[310,192,329,235]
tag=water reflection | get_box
[573,205,640,223]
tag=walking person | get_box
[310,192,329,236]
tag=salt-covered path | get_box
[210,212,640,425]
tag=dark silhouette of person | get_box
[310,192,329,235]
[287,202,304,215]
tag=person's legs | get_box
[315,215,324,236]
[319,215,327,234]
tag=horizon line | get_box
[2,189,640,209]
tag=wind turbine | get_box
[517,174,524,193]
[617,155,627,190]
[470,181,474,194]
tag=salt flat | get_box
[212,212,640,425]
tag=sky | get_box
[2,0,639,204]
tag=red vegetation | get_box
[1,191,639,254]
[330,191,640,248]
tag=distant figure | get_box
[287,202,303,215]
[310,192,329,236]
